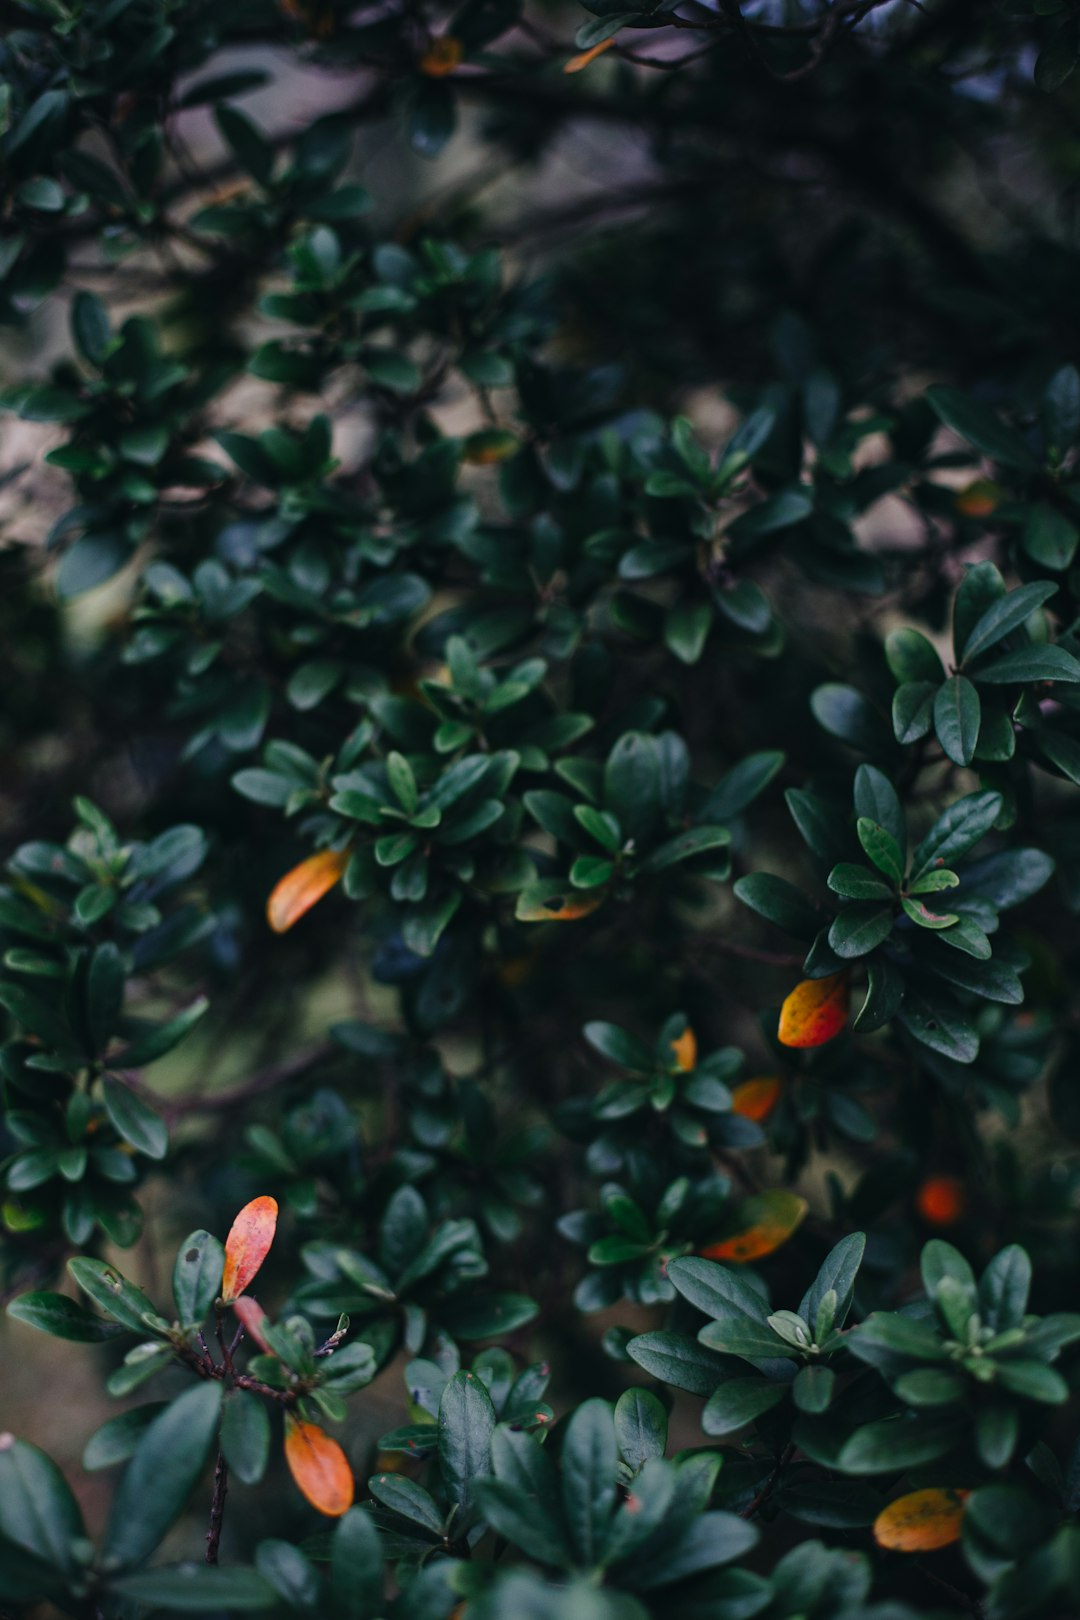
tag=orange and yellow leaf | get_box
[954,479,1002,519]
[516,883,604,923]
[564,38,615,73]
[284,1416,354,1516]
[700,1189,807,1264]
[419,35,463,75]
[267,849,348,934]
[874,1488,967,1552]
[670,1027,697,1072]
[731,1076,782,1122]
[778,974,849,1049]
[221,1195,278,1304]
[916,1175,967,1227]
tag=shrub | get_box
[4,2,1080,1617]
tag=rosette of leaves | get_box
[330,1022,547,1243]
[847,1240,1080,1474]
[517,731,744,920]
[471,1394,759,1606]
[628,1235,866,1444]
[239,720,531,955]
[2,297,226,598]
[924,378,1080,574]
[590,408,783,664]
[241,1088,362,1220]
[885,563,1080,773]
[572,1013,762,1156]
[292,1182,537,1354]
[557,1171,731,1312]
[252,225,550,397]
[0,801,212,1247]
[416,636,593,766]
[737,764,1055,1066]
[375,1347,553,1483]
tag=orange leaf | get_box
[221,1195,278,1304]
[419,35,464,75]
[284,1416,354,1516]
[564,38,615,73]
[777,974,849,1048]
[267,848,348,933]
[874,1488,967,1552]
[670,1027,697,1072]
[916,1175,967,1227]
[232,1295,272,1352]
[731,1076,782,1122]
[700,1189,807,1264]
[954,479,1002,519]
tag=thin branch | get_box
[205,1452,229,1566]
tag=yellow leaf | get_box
[284,1416,354,1517]
[419,35,464,75]
[777,973,849,1048]
[564,38,615,73]
[267,848,348,933]
[670,1026,697,1072]
[700,1189,807,1264]
[874,1488,967,1552]
[731,1076,782,1122]
[221,1195,278,1304]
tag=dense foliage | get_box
[5,0,1080,1616]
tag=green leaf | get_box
[702,1378,786,1437]
[962,580,1059,662]
[614,1388,668,1474]
[102,1077,168,1160]
[438,1370,496,1530]
[71,290,112,366]
[666,1256,769,1323]
[0,1437,85,1575]
[368,1473,444,1537]
[975,644,1080,684]
[893,681,936,744]
[734,872,821,937]
[852,766,904,852]
[7,1290,127,1342]
[105,1383,224,1566]
[1023,503,1079,570]
[852,956,904,1033]
[637,824,730,875]
[886,629,944,684]
[560,1398,617,1566]
[221,1391,271,1485]
[827,864,893,900]
[116,996,210,1067]
[839,1416,962,1473]
[934,675,981,766]
[109,1566,277,1611]
[911,791,1003,878]
[584,1022,652,1071]
[330,1509,384,1620]
[828,902,893,959]
[626,1331,737,1396]
[83,1405,167,1471]
[68,1258,161,1333]
[173,1230,225,1325]
[927,386,1038,471]
[856,818,904,884]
